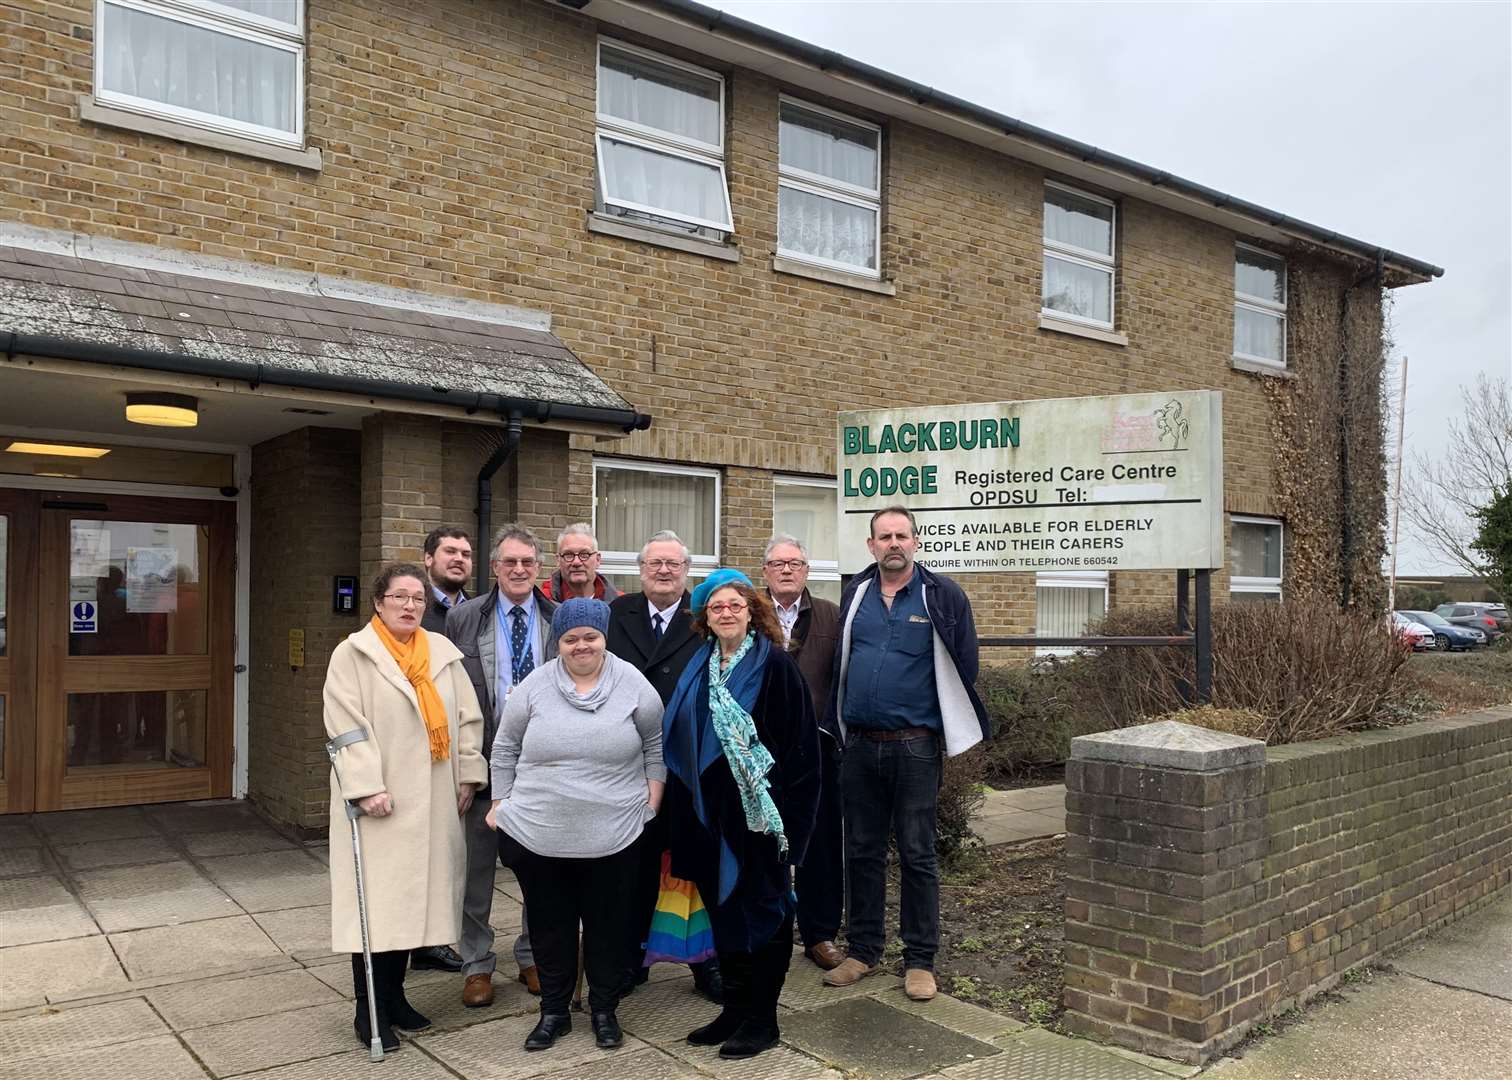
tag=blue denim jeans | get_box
[841,731,941,971]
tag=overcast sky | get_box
[708,0,1511,575]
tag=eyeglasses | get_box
[558,551,598,563]
[764,559,808,571]
[707,601,748,615]
[382,593,427,607]
[492,557,539,569]
[643,559,687,571]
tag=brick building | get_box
[0,0,1439,827]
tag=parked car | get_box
[1401,611,1485,651]
[1390,612,1437,652]
[1433,602,1508,641]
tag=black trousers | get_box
[795,741,844,947]
[501,832,640,1014]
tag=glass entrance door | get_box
[15,491,236,811]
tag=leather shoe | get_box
[517,965,541,995]
[804,941,844,971]
[591,1010,623,1049]
[691,958,724,1004]
[410,944,463,972]
[462,973,494,1008]
[523,1013,572,1051]
[822,957,878,987]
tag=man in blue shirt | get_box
[822,506,989,1004]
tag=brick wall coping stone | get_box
[1071,720,1265,772]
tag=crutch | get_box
[326,728,385,1063]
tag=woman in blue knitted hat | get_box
[662,568,821,1059]
[486,597,666,1053]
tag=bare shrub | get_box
[1147,705,1269,739]
[936,749,987,858]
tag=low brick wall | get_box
[1061,707,1512,1064]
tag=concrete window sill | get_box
[771,256,896,296]
[78,95,322,172]
[1038,314,1128,347]
[586,211,741,262]
[1231,356,1296,380]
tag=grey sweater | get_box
[490,652,666,858]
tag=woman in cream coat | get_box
[325,562,487,1052]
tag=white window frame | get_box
[1229,514,1284,599]
[1034,570,1109,655]
[592,458,721,582]
[1041,180,1117,330]
[776,96,883,278]
[595,38,733,234]
[772,474,841,591]
[94,0,306,149]
[1233,243,1288,369]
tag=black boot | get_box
[523,1012,572,1051]
[591,1010,623,1049]
[691,955,725,1004]
[718,939,788,1059]
[381,952,431,1032]
[352,954,401,1053]
[687,951,746,1045]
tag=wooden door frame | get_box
[34,491,235,811]
[0,489,39,813]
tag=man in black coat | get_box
[606,529,722,1002]
[420,526,473,635]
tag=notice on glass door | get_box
[70,524,111,579]
[126,546,179,613]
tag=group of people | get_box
[323,506,988,1058]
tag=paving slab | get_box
[110,913,282,980]
[147,967,342,1030]
[184,827,299,858]
[1389,895,1511,1000]
[0,821,41,849]
[0,997,164,1065]
[54,834,182,870]
[538,1046,705,1079]
[0,848,45,880]
[781,967,904,1011]
[493,867,525,902]
[181,998,356,1076]
[417,1011,653,1080]
[145,799,267,834]
[242,1046,461,1079]
[780,995,1000,1080]
[75,858,239,931]
[489,891,525,932]
[668,1040,846,1079]
[869,986,1027,1042]
[398,967,537,1032]
[936,1028,1167,1079]
[254,904,334,960]
[0,873,99,946]
[616,976,727,1046]
[0,935,128,1009]
[199,849,329,913]
[997,785,1066,812]
[30,806,159,844]
[0,1033,206,1080]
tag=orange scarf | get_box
[370,616,450,761]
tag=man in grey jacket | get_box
[446,524,558,1008]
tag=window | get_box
[1234,245,1287,367]
[596,40,733,234]
[773,476,841,603]
[95,0,305,147]
[777,99,882,276]
[1042,182,1116,328]
[1229,516,1283,600]
[1035,571,1108,654]
[593,459,720,592]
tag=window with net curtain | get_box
[1042,184,1116,327]
[777,101,882,276]
[96,0,304,145]
[594,461,719,593]
[1229,517,1283,600]
[596,42,733,233]
[1035,571,1108,651]
[772,478,841,603]
[1234,246,1287,366]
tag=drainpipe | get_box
[476,409,525,596]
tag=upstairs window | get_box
[777,99,882,276]
[596,40,733,235]
[96,0,305,147]
[1042,182,1116,328]
[1234,245,1288,367]
[1229,515,1283,600]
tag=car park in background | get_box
[1390,612,1437,652]
[1432,602,1506,643]
[1401,610,1487,652]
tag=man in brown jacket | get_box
[762,534,844,970]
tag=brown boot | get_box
[804,941,844,971]
[904,968,937,1001]
[821,958,878,987]
[462,973,494,1008]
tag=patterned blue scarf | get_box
[707,633,787,859]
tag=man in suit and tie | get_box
[447,524,559,1008]
[606,529,723,1002]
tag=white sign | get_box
[126,547,179,613]
[71,600,97,634]
[837,390,1224,574]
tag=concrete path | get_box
[1207,895,1512,1079]
[971,783,1067,846]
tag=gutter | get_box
[596,0,1444,283]
[1,331,655,434]
[475,412,524,596]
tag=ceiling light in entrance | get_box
[125,392,199,428]
[5,440,111,458]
